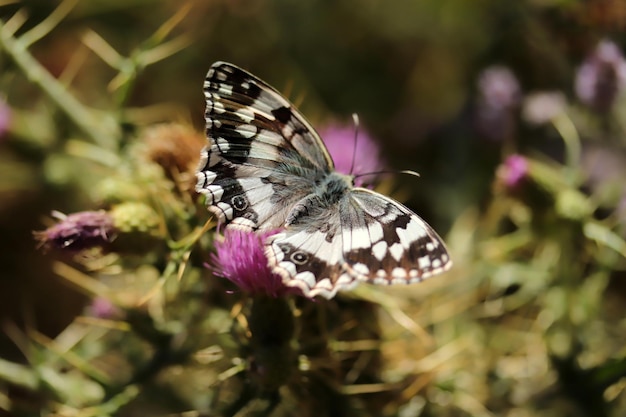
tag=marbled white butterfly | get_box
[196,62,451,299]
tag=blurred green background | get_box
[1,0,626,416]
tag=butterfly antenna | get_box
[399,169,421,178]
[353,169,421,180]
[350,113,359,176]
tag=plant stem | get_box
[0,19,120,149]
[552,113,581,184]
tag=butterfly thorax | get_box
[284,171,353,229]
[317,171,353,200]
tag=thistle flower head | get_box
[211,229,296,297]
[140,123,205,188]
[88,296,121,319]
[496,154,528,189]
[575,39,626,112]
[319,123,386,187]
[108,202,162,253]
[474,66,520,141]
[35,210,116,251]
[109,202,160,235]
[477,66,521,110]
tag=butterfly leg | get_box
[284,194,319,227]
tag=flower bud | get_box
[35,210,115,252]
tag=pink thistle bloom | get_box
[35,210,116,251]
[211,229,298,297]
[497,154,528,189]
[318,123,386,187]
[88,297,121,319]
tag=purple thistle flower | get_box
[497,154,528,189]
[88,296,120,319]
[318,123,386,187]
[474,66,521,141]
[575,39,626,112]
[35,210,116,251]
[211,229,299,297]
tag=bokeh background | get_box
[1,0,626,416]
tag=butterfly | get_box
[196,61,451,299]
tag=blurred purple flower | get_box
[575,39,626,112]
[522,92,567,125]
[211,229,297,297]
[617,195,626,223]
[88,296,120,319]
[0,99,11,139]
[497,154,528,189]
[474,66,521,141]
[319,123,386,187]
[580,143,626,221]
[35,210,116,251]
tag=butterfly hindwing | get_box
[266,228,353,299]
[266,188,451,299]
[341,189,451,283]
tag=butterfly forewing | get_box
[197,62,334,230]
[197,61,452,298]
[203,62,333,171]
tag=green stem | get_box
[552,113,581,184]
[0,357,39,390]
[0,20,121,149]
[88,385,140,416]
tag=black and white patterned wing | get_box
[265,210,350,299]
[266,188,451,299]
[341,188,451,284]
[196,61,334,231]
